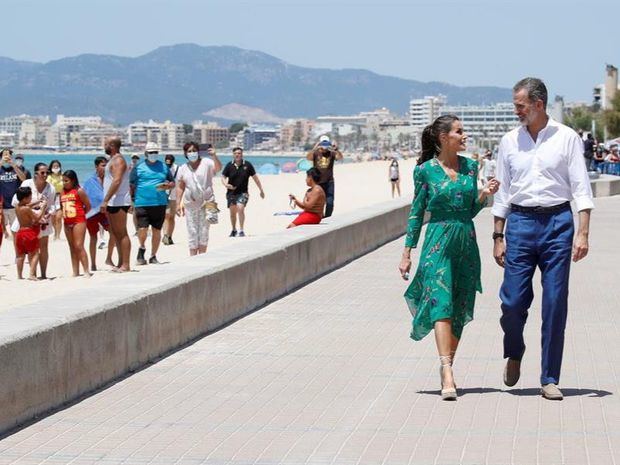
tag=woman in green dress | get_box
[398,115,499,400]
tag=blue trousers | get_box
[500,206,574,385]
[320,180,335,218]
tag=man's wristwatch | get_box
[492,232,504,240]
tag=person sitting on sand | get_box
[287,168,326,228]
[15,186,47,280]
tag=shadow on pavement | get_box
[417,387,503,397]
[505,387,613,398]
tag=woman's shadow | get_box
[417,387,613,398]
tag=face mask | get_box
[52,167,61,174]
[2,163,11,169]
[186,152,199,162]
[147,153,158,162]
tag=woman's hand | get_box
[482,178,500,197]
[398,256,412,280]
[176,204,185,217]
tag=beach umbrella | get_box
[258,163,279,175]
[297,159,313,171]
[281,161,298,173]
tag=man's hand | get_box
[207,148,216,157]
[100,200,108,214]
[572,232,589,262]
[225,183,234,190]
[176,205,185,217]
[493,239,505,267]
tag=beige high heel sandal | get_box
[440,355,457,401]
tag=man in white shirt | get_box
[492,77,594,401]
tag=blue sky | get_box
[4,0,618,102]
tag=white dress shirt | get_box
[491,117,594,218]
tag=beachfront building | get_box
[0,115,52,148]
[45,115,111,149]
[192,121,230,148]
[128,120,186,150]
[242,125,279,151]
[279,119,315,150]
[440,102,519,148]
[409,95,446,130]
[378,120,418,150]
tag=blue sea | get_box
[18,153,311,183]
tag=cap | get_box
[318,135,331,148]
[145,142,160,153]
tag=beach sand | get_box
[0,158,416,311]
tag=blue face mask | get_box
[187,152,199,162]
[3,163,11,169]
[147,153,158,162]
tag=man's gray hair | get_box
[513,77,548,108]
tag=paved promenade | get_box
[1,196,619,465]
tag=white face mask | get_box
[186,152,199,162]
[52,167,61,174]
[147,153,158,162]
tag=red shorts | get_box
[86,212,109,236]
[292,211,322,226]
[16,226,40,256]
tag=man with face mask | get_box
[0,148,27,239]
[14,155,31,180]
[129,142,175,265]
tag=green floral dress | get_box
[404,156,486,341]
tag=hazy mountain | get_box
[204,103,285,124]
[0,44,512,124]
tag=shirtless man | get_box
[287,168,326,228]
[15,186,47,280]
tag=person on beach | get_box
[101,136,132,272]
[482,151,497,185]
[83,156,116,271]
[1,148,27,240]
[162,154,179,246]
[11,163,56,279]
[389,158,401,197]
[221,147,265,237]
[398,115,499,401]
[60,170,91,277]
[175,142,218,255]
[15,186,47,280]
[492,78,594,401]
[46,159,64,240]
[130,142,175,265]
[306,136,343,218]
[14,155,31,180]
[287,168,326,228]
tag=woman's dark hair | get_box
[306,167,321,183]
[419,114,460,165]
[62,170,80,188]
[183,142,199,154]
[48,159,62,172]
[34,162,47,173]
[165,154,175,163]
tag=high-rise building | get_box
[409,96,446,129]
[441,103,519,146]
[192,121,230,147]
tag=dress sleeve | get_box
[470,161,487,218]
[405,165,429,248]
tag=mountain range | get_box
[0,44,512,124]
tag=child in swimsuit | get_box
[15,186,47,280]
[61,170,92,277]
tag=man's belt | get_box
[510,201,570,214]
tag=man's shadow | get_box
[417,387,613,398]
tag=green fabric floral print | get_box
[404,156,486,341]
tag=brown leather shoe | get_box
[541,383,563,400]
[503,359,521,387]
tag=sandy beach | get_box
[0,158,417,311]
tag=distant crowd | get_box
[0,135,343,280]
